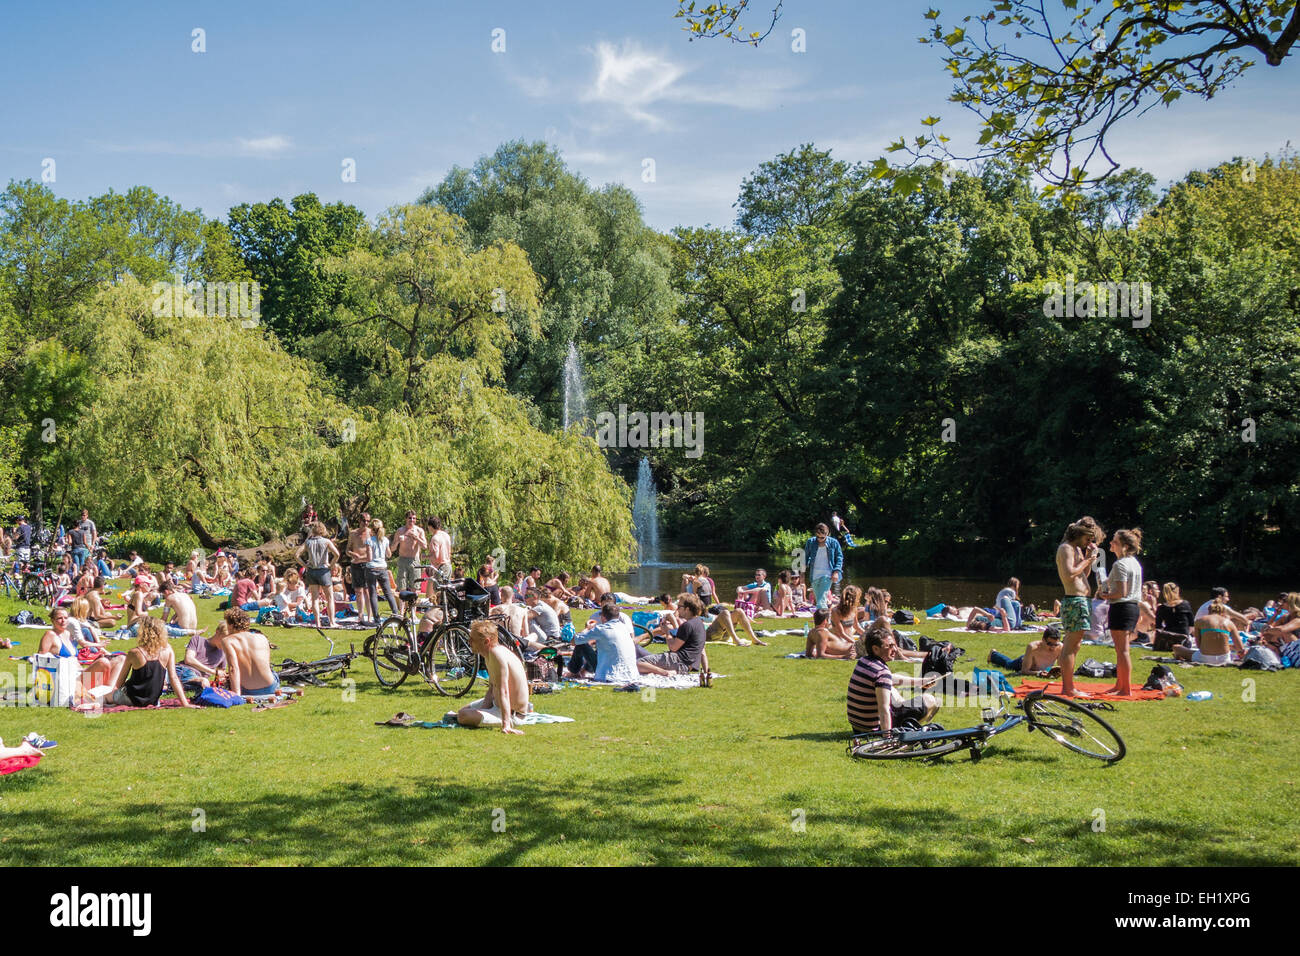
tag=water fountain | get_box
[562,342,586,431]
[632,456,660,566]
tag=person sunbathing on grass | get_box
[1173,601,1245,666]
[161,581,201,635]
[544,571,577,601]
[210,608,279,697]
[455,620,529,734]
[0,737,45,759]
[85,577,121,626]
[771,570,795,616]
[587,565,612,601]
[67,597,107,649]
[966,606,1011,632]
[177,621,227,693]
[988,625,1064,676]
[39,607,125,696]
[807,608,856,659]
[735,568,773,610]
[831,586,866,643]
[703,602,768,646]
[103,617,196,709]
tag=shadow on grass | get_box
[0,766,1289,866]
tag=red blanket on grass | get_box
[1014,679,1166,701]
[0,753,41,775]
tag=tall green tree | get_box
[319,204,542,411]
[420,141,675,423]
[227,193,367,347]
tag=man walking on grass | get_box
[803,523,843,612]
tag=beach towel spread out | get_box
[412,712,574,728]
[941,626,1044,635]
[1141,655,1235,667]
[572,672,724,689]
[1013,679,1166,701]
[73,696,190,714]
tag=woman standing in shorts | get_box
[1098,528,1144,696]
[296,522,339,627]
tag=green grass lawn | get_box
[2,585,1297,866]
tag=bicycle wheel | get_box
[1024,692,1126,763]
[424,624,478,698]
[371,617,414,689]
[848,733,963,760]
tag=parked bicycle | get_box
[848,689,1126,763]
[15,563,57,609]
[363,566,492,697]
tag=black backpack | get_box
[1142,664,1177,690]
[1076,657,1116,679]
[922,643,954,676]
[892,609,916,625]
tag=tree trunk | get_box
[32,467,43,530]
[180,506,222,551]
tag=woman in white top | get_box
[1097,528,1144,696]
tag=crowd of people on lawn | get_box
[6,510,1298,739]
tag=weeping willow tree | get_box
[59,278,635,571]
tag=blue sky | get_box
[3,0,1296,231]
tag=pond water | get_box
[611,547,1281,612]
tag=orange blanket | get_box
[1014,679,1166,701]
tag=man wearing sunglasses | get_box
[803,523,843,612]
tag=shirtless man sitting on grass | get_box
[456,620,529,734]
[989,625,1064,676]
[210,608,279,697]
[161,582,200,635]
[806,608,856,659]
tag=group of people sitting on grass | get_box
[34,600,276,708]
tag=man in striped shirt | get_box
[847,626,940,734]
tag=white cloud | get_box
[578,39,815,129]
[583,40,689,129]
[89,136,293,158]
[236,135,292,157]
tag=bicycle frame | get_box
[889,692,1026,747]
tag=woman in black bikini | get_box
[106,617,196,708]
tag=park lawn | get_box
[1,586,1297,867]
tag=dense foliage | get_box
[1,137,1296,578]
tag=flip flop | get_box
[375,711,417,726]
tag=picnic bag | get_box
[525,656,560,683]
[892,609,916,625]
[1142,664,1182,695]
[193,686,245,708]
[1075,657,1116,679]
[1153,629,1188,652]
[29,653,79,708]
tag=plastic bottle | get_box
[802,621,810,640]
[1186,690,1212,701]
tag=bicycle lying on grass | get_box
[848,689,1126,764]
[275,629,359,687]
